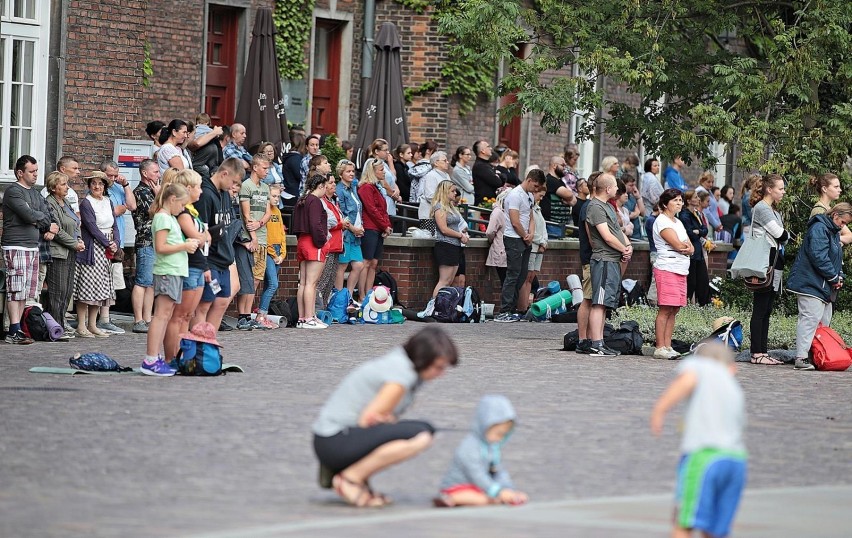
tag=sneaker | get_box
[257,316,279,329]
[300,318,327,329]
[236,318,254,331]
[588,343,620,356]
[140,357,177,377]
[62,329,76,339]
[653,347,671,359]
[575,341,592,354]
[132,320,149,333]
[219,320,234,332]
[794,357,816,370]
[494,312,519,323]
[296,319,305,328]
[5,331,34,345]
[666,347,681,360]
[97,321,125,335]
[249,319,269,330]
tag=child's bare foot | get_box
[432,495,455,508]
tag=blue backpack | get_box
[171,338,224,376]
[432,286,482,323]
[327,288,353,324]
[69,352,132,372]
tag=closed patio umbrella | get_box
[234,8,290,154]
[354,22,410,167]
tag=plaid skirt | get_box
[74,240,115,306]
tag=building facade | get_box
[1,0,727,188]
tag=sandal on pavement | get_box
[332,474,385,508]
[750,354,783,365]
[365,480,393,506]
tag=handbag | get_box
[730,224,772,287]
[106,246,125,263]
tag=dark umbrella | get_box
[234,8,290,154]
[354,22,410,167]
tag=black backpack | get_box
[21,305,51,341]
[374,270,401,306]
[603,321,644,355]
[620,281,648,307]
[432,286,482,323]
[269,299,296,327]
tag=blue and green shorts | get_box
[675,448,747,538]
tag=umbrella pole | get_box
[360,0,376,117]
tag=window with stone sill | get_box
[1,0,49,182]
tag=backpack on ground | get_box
[269,299,296,327]
[563,329,580,351]
[550,305,579,323]
[619,279,648,307]
[703,318,743,352]
[172,338,224,376]
[431,286,482,323]
[327,288,354,324]
[69,352,132,372]
[603,321,644,355]
[461,286,483,323]
[810,324,852,371]
[21,305,52,341]
[373,270,401,306]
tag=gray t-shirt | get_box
[502,185,533,239]
[434,202,462,246]
[677,357,746,453]
[586,198,625,262]
[312,347,420,437]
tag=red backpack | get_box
[810,324,852,371]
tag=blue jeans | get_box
[257,254,279,314]
[134,245,155,287]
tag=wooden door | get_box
[311,21,342,135]
[205,6,239,125]
[498,92,522,152]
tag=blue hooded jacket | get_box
[439,395,517,498]
[786,213,844,302]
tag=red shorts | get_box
[440,484,484,496]
[296,234,326,263]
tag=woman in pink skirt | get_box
[651,189,694,359]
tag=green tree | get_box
[439,0,852,174]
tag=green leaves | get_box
[439,0,852,174]
[273,0,315,80]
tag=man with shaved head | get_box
[540,155,576,237]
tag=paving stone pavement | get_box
[1,322,850,537]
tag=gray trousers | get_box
[45,255,76,326]
[796,294,833,358]
[501,236,531,312]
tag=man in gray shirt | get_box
[3,156,59,344]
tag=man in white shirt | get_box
[494,169,546,322]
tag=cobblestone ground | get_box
[1,322,850,537]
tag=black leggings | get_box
[314,420,434,474]
[750,288,776,353]
[686,258,710,306]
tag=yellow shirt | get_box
[265,206,286,259]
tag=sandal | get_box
[750,354,783,365]
[332,474,385,508]
[365,480,393,506]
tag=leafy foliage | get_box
[321,134,347,178]
[142,41,153,87]
[440,0,852,173]
[273,0,316,80]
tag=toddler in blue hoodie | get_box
[434,395,528,507]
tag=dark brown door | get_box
[311,21,342,135]
[206,6,239,125]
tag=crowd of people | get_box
[2,113,846,376]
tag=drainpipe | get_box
[361,0,376,115]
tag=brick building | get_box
[0,0,730,188]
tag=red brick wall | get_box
[62,0,148,169]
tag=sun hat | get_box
[85,170,113,189]
[179,322,222,347]
[368,286,393,313]
[711,316,736,333]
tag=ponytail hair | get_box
[809,172,839,194]
[298,174,328,205]
[150,183,189,217]
[750,173,784,208]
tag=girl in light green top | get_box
[143,183,200,375]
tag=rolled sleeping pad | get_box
[530,289,573,318]
[566,274,584,306]
[41,312,65,341]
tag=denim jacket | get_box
[336,180,362,245]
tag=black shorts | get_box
[314,420,434,474]
[457,248,466,276]
[434,241,461,267]
[361,229,384,260]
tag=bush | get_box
[611,304,852,350]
